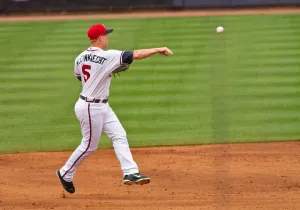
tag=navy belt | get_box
[80,95,108,103]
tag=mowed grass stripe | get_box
[3,54,299,68]
[0,80,71,87]
[5,63,70,69]
[29,47,85,53]
[1,72,69,79]
[120,122,298,135]
[236,67,300,74]
[175,48,300,55]
[143,41,299,48]
[128,57,300,65]
[40,32,300,41]
[229,123,300,133]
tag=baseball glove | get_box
[112,63,130,77]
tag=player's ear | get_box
[98,36,103,43]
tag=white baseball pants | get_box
[60,99,139,182]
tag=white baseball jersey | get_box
[74,46,124,99]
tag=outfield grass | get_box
[1,14,300,153]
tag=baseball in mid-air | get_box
[216,26,224,34]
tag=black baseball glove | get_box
[112,63,130,77]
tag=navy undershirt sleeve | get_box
[122,51,133,64]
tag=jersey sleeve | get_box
[105,50,125,74]
[74,58,81,77]
[122,51,133,64]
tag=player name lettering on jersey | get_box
[76,54,107,65]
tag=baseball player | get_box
[56,24,173,194]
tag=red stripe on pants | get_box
[62,103,92,178]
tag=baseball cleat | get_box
[56,170,75,194]
[123,173,151,185]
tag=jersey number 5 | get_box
[82,65,91,82]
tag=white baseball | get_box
[216,26,224,34]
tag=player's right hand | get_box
[157,47,173,56]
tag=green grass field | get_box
[1,14,300,153]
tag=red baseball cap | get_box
[87,24,113,40]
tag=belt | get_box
[80,95,108,103]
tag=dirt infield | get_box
[0,8,299,22]
[0,141,299,210]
